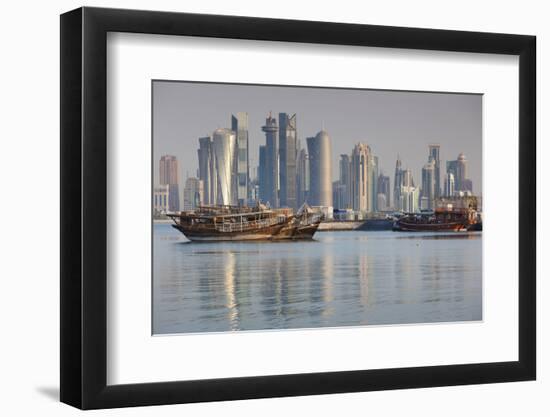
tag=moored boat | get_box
[168,203,322,242]
[393,196,481,232]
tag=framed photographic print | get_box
[60,6,536,409]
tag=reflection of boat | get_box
[168,203,321,242]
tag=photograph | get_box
[152,80,483,335]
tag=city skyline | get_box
[153,81,482,209]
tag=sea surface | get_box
[153,224,482,334]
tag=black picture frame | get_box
[60,6,536,410]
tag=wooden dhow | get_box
[168,203,322,242]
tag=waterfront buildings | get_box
[231,112,249,206]
[183,177,204,210]
[278,113,298,209]
[307,130,333,207]
[159,155,180,211]
[189,112,478,216]
[261,113,279,207]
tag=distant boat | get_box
[393,207,479,232]
[168,203,321,242]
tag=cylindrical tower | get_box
[307,130,333,207]
[457,152,468,191]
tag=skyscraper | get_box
[421,160,435,209]
[258,145,267,203]
[231,112,249,206]
[212,128,238,206]
[306,130,332,207]
[350,143,369,212]
[278,113,297,209]
[368,154,379,212]
[261,113,279,207]
[428,144,441,197]
[377,173,391,211]
[444,172,455,197]
[457,152,468,192]
[394,156,403,211]
[183,177,204,210]
[446,153,471,193]
[296,148,309,207]
[338,154,351,209]
[399,168,419,213]
[159,155,180,212]
[197,136,215,205]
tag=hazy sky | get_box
[153,81,482,194]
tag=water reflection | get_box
[153,226,482,334]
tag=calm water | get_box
[153,224,482,334]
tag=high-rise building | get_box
[159,155,180,211]
[377,193,388,211]
[231,112,249,206]
[397,168,418,213]
[377,173,391,211]
[368,154,379,212]
[183,177,204,210]
[153,184,169,215]
[428,144,441,197]
[421,160,435,209]
[261,113,279,207]
[197,136,215,205]
[212,128,238,206]
[457,152,468,191]
[278,113,297,209]
[333,180,348,210]
[296,148,309,207]
[258,145,267,203]
[350,143,370,212]
[393,156,403,210]
[306,130,332,207]
[444,172,455,197]
[338,154,351,209]
[462,179,473,193]
[402,168,414,188]
[446,153,471,193]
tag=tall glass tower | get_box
[212,128,238,206]
[231,112,249,206]
[428,144,441,197]
[261,113,279,207]
[278,113,297,209]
